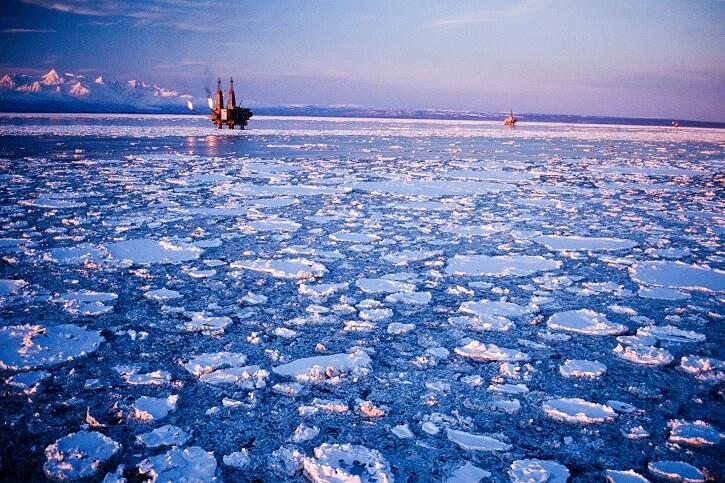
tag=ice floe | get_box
[647,461,705,483]
[138,446,217,482]
[43,431,120,481]
[534,235,636,252]
[231,258,327,279]
[132,395,178,421]
[542,398,617,423]
[559,359,607,379]
[447,429,512,451]
[630,261,725,292]
[137,424,191,447]
[302,443,393,483]
[0,324,103,371]
[273,351,372,383]
[509,459,570,483]
[455,341,530,362]
[667,420,721,447]
[446,255,560,277]
[106,239,202,264]
[547,309,627,336]
[605,469,650,483]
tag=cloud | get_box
[19,0,249,32]
[431,0,545,28]
[2,28,56,33]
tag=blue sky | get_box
[2,0,724,120]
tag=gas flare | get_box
[207,97,213,109]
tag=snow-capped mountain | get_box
[0,69,199,113]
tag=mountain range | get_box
[1,69,723,128]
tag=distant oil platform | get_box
[504,110,518,127]
[209,77,252,129]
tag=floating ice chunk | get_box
[57,290,117,316]
[446,429,511,451]
[132,395,178,421]
[0,324,103,371]
[357,278,415,294]
[387,322,415,335]
[291,424,320,443]
[273,351,372,384]
[446,461,491,482]
[200,365,268,387]
[559,359,607,379]
[384,291,431,305]
[184,352,248,376]
[231,258,327,279]
[138,446,216,483]
[490,399,521,414]
[391,424,414,439]
[679,356,724,384]
[247,218,301,232]
[445,255,560,277]
[542,398,617,424]
[223,450,250,469]
[181,313,232,333]
[509,459,570,483]
[441,224,502,237]
[137,424,191,447]
[637,287,690,301]
[613,344,673,366]
[488,383,529,395]
[636,325,705,343]
[647,461,705,483]
[447,168,535,181]
[43,431,120,481]
[668,420,721,447]
[547,309,627,336]
[330,231,381,243]
[460,300,537,318]
[302,443,393,483]
[353,179,514,196]
[298,398,349,416]
[107,239,202,264]
[126,370,171,386]
[299,282,349,298]
[422,422,440,435]
[455,341,529,362]
[534,235,636,252]
[605,469,650,483]
[21,196,86,209]
[0,279,26,296]
[630,261,725,292]
[359,307,393,321]
[383,249,441,265]
[241,291,268,305]
[144,288,182,301]
[47,244,108,265]
[5,369,51,393]
[450,315,514,332]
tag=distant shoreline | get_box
[1,109,723,129]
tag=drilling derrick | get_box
[209,77,253,129]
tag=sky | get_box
[1,0,724,121]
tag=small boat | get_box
[504,110,517,126]
[671,120,679,128]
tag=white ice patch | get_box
[460,300,537,318]
[330,231,381,243]
[353,179,514,196]
[509,459,570,483]
[223,450,251,469]
[605,469,650,483]
[181,313,232,334]
[637,286,690,301]
[384,291,431,305]
[446,429,512,452]
[630,261,725,292]
[668,420,721,447]
[302,443,393,483]
[0,279,26,296]
[356,278,415,294]
[455,341,529,362]
[299,282,349,298]
[383,249,441,265]
[246,218,301,232]
[107,239,202,264]
[441,224,502,237]
[138,446,217,483]
[679,356,724,384]
[137,424,191,447]
[43,431,120,481]
[231,258,327,279]
[445,461,491,483]
[144,288,182,301]
[547,309,627,336]
[21,196,87,209]
[613,344,674,366]
[184,352,248,376]
[534,235,636,252]
[132,395,178,421]
[559,359,607,379]
[273,351,372,384]
[542,398,617,424]
[647,461,705,483]
[637,325,705,343]
[0,324,103,371]
[445,255,560,277]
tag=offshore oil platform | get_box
[209,77,252,129]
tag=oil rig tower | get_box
[209,77,253,129]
